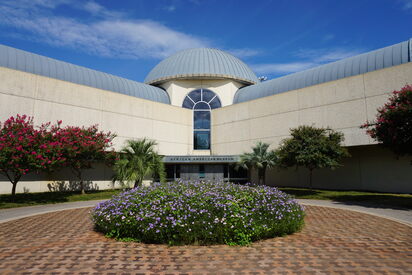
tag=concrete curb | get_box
[0,199,411,227]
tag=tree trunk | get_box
[309,169,313,189]
[11,181,17,197]
[73,168,85,194]
[258,168,264,185]
[80,180,85,194]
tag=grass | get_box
[0,186,411,210]
[279,187,412,209]
[0,189,121,209]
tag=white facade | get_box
[0,43,411,194]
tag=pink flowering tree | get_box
[58,125,116,194]
[362,85,412,163]
[0,115,66,196]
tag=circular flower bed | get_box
[91,181,305,245]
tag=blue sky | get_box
[0,0,411,82]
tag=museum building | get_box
[0,39,411,193]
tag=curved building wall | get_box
[0,66,191,154]
[159,79,244,107]
[0,66,191,193]
[211,62,412,193]
[212,62,412,154]
[234,39,411,103]
[0,44,171,104]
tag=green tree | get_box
[112,138,166,188]
[276,126,350,189]
[362,84,412,163]
[237,141,277,185]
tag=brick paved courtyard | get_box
[0,206,411,274]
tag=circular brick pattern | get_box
[0,206,411,274]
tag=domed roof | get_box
[145,48,258,85]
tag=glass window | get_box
[209,97,221,109]
[194,102,210,110]
[188,89,201,102]
[202,89,215,102]
[194,111,210,129]
[181,89,221,151]
[182,98,194,109]
[194,131,210,150]
[199,164,205,178]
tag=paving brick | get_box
[0,206,411,274]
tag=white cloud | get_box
[400,0,412,10]
[252,62,316,75]
[252,48,363,75]
[164,5,176,12]
[0,0,210,59]
[295,48,362,63]
[82,1,123,18]
[228,48,261,58]
[322,34,335,41]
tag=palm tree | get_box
[237,141,277,185]
[112,138,166,188]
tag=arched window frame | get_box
[182,89,221,150]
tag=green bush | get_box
[91,181,305,245]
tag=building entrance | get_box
[164,164,248,183]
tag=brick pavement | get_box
[0,206,411,274]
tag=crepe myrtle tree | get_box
[0,115,66,196]
[237,141,277,185]
[276,126,350,189]
[362,84,412,163]
[58,125,117,194]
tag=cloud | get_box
[163,5,176,12]
[295,48,363,63]
[82,1,123,18]
[227,48,261,58]
[0,0,209,59]
[252,62,316,75]
[252,48,363,75]
[322,34,335,41]
[400,0,412,10]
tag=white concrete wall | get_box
[0,66,192,155]
[160,79,244,107]
[263,145,412,194]
[211,62,412,154]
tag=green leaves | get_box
[112,138,166,187]
[237,141,277,185]
[276,126,350,188]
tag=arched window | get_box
[182,89,221,150]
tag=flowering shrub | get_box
[0,115,66,195]
[91,181,305,245]
[362,84,412,162]
[58,125,116,194]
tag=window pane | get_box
[194,111,210,129]
[202,89,215,102]
[188,89,201,102]
[194,131,210,150]
[194,102,210,110]
[209,97,222,109]
[182,97,194,109]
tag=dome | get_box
[145,48,258,85]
